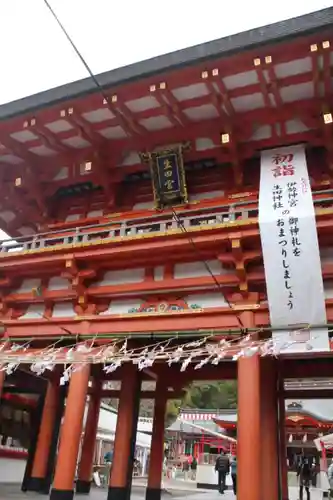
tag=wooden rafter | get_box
[0,165,44,231]
[50,107,123,201]
[103,96,146,136]
[153,84,189,127]
[0,135,48,214]
[229,237,248,293]
[62,108,103,146]
[309,43,333,171]
[93,150,117,205]
[253,58,282,139]
[211,75,234,118]
[27,122,69,154]
[322,45,332,99]
[202,71,245,186]
[60,258,96,309]
[0,98,325,166]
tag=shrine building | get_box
[0,6,332,500]
[175,399,333,460]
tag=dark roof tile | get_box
[0,8,332,120]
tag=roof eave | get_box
[0,7,332,121]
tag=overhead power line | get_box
[43,0,110,105]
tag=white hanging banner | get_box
[259,144,329,353]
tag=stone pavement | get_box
[0,483,326,500]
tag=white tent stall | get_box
[95,404,151,476]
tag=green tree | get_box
[165,399,181,426]
[106,381,237,421]
[182,381,237,410]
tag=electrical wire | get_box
[43,1,109,103]
[42,0,246,331]
[171,209,245,329]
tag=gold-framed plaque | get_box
[141,146,188,209]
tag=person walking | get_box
[297,456,312,500]
[215,450,230,494]
[230,455,237,495]
[327,458,333,497]
[183,458,190,481]
[190,456,197,481]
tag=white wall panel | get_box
[19,304,45,320]
[0,211,16,223]
[48,277,70,290]
[65,214,81,222]
[14,278,41,294]
[184,292,228,308]
[100,299,143,315]
[17,226,34,236]
[52,303,76,318]
[154,266,164,281]
[133,202,154,210]
[174,260,223,279]
[94,269,145,287]
[189,190,224,202]
[87,209,103,218]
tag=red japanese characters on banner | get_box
[271,153,295,178]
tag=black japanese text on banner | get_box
[259,144,329,353]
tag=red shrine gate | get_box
[0,6,331,500]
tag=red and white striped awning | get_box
[180,412,217,421]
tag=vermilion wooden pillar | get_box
[50,365,91,500]
[278,378,289,500]
[76,377,102,494]
[28,378,60,492]
[108,365,141,500]
[22,392,46,493]
[237,308,260,500]
[42,386,66,494]
[260,357,279,500]
[146,380,167,500]
[238,354,261,500]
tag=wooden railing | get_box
[1,189,333,254]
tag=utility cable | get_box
[42,0,246,331]
[43,0,112,109]
[171,208,245,330]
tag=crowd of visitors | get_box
[102,447,333,499]
[182,455,198,480]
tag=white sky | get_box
[0,0,331,106]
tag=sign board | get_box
[259,144,329,353]
[142,147,188,209]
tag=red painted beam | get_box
[282,358,333,379]
[99,390,184,399]
[18,68,321,154]
[3,308,243,337]
[1,392,37,407]
[0,448,28,460]
[283,390,333,399]
[6,96,327,166]
[5,211,333,269]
